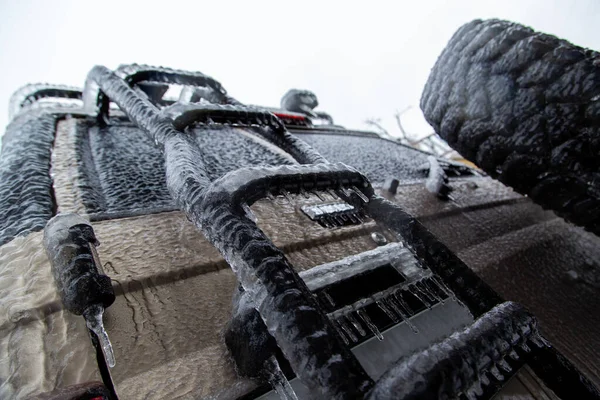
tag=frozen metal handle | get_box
[87,64,239,121]
[43,213,116,367]
[115,64,226,95]
[9,83,82,120]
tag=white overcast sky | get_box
[1,0,599,139]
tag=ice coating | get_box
[43,213,115,316]
[0,101,91,247]
[62,107,442,221]
[8,83,82,120]
[297,133,430,185]
[74,63,600,399]
[42,213,116,375]
[82,63,534,398]
[383,296,418,334]
[366,195,502,317]
[114,63,230,101]
[299,243,415,291]
[84,65,374,398]
[0,232,102,398]
[206,163,371,208]
[367,302,545,400]
[225,289,279,381]
[196,180,374,398]
[265,356,299,400]
[327,272,435,321]
[425,155,451,199]
[0,113,57,246]
[280,89,319,118]
[84,304,115,368]
[162,102,287,132]
[357,309,383,341]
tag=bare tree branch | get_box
[372,105,460,159]
[394,106,413,140]
[364,118,390,137]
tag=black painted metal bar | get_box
[368,302,540,400]
[9,83,82,119]
[366,196,502,317]
[160,102,327,165]
[81,64,600,400]
[82,65,373,399]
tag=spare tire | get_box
[421,19,600,235]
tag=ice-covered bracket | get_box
[43,214,116,371]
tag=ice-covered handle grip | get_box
[115,64,227,95]
[43,213,115,316]
[9,83,82,120]
[86,63,239,121]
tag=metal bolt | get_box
[371,232,387,246]
[383,178,399,195]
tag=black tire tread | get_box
[421,19,600,235]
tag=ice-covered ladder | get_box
[77,64,597,400]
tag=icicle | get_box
[466,379,483,400]
[266,191,275,201]
[497,359,512,373]
[84,304,115,368]
[314,191,325,202]
[265,356,299,400]
[351,186,369,203]
[332,322,349,345]
[326,216,337,228]
[346,314,367,337]
[431,275,446,294]
[385,295,403,317]
[321,290,336,308]
[393,292,414,315]
[337,319,358,343]
[357,309,383,341]
[280,189,294,204]
[338,187,352,200]
[498,338,511,353]
[520,342,531,353]
[409,284,432,310]
[510,333,521,345]
[415,281,436,304]
[508,350,519,360]
[470,380,484,396]
[489,365,504,381]
[465,388,478,400]
[242,203,257,223]
[479,372,490,386]
[328,189,339,200]
[386,296,418,333]
[420,280,443,303]
[530,332,548,348]
[377,300,399,323]
[431,275,457,302]
[348,214,359,224]
[299,188,310,199]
